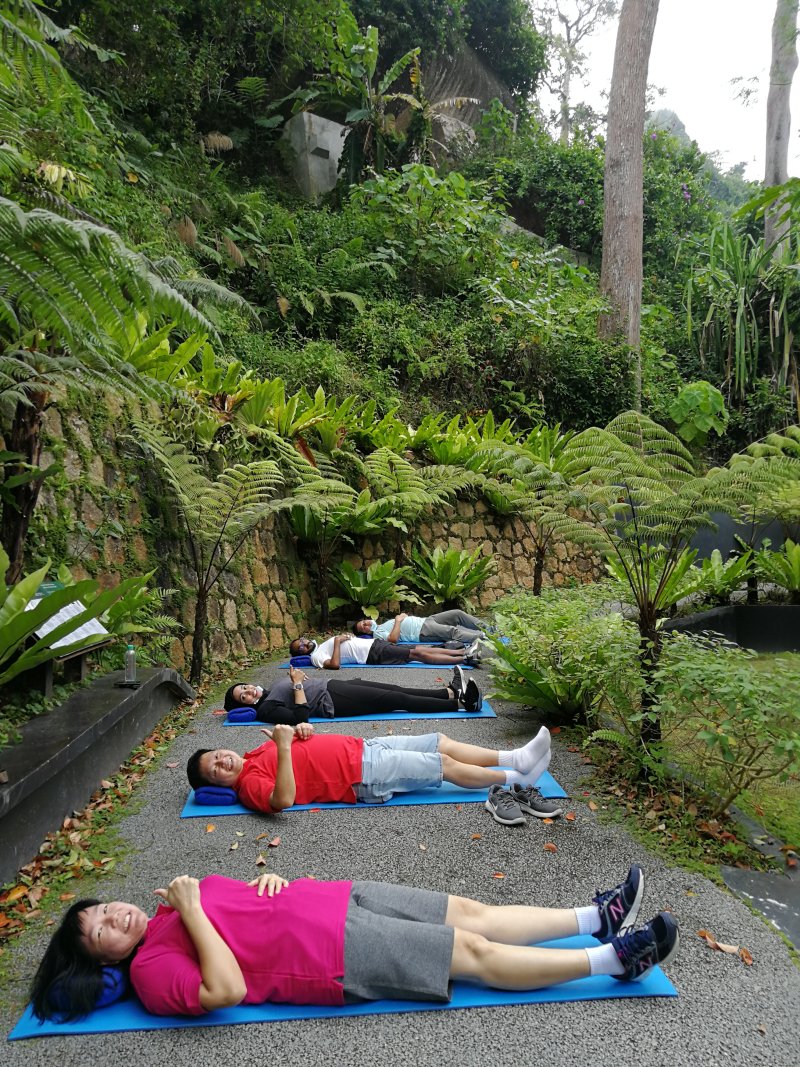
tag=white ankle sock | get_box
[498,726,551,774]
[585,943,625,976]
[503,749,551,788]
[574,905,601,935]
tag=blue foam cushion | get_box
[193,786,238,805]
[49,966,128,1013]
[289,655,314,667]
[227,707,257,723]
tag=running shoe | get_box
[593,865,645,941]
[611,912,680,981]
[462,678,482,712]
[450,664,466,699]
[485,784,526,826]
[510,783,564,819]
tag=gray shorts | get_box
[343,881,453,1003]
[354,733,442,803]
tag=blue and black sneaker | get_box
[611,911,680,982]
[593,865,645,942]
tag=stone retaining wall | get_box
[19,402,602,670]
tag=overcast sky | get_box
[557,0,799,179]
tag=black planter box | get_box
[664,605,800,653]
[0,668,194,885]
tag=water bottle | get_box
[124,644,137,684]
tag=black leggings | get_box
[327,679,459,716]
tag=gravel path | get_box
[3,662,798,1067]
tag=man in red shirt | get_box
[186,723,560,816]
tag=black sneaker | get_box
[510,783,564,819]
[485,784,526,826]
[450,665,466,699]
[611,912,679,981]
[463,654,483,669]
[462,678,482,712]
[593,865,645,942]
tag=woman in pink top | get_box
[31,866,679,1020]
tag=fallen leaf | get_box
[205,824,216,833]
[565,812,576,822]
[255,854,266,866]
[739,946,754,965]
[418,843,428,852]
[757,1024,766,1035]
[255,832,271,841]
[685,889,697,897]
[166,762,178,769]
[3,887,27,904]
[669,793,682,807]
[471,833,482,840]
[59,893,75,902]
[229,842,239,851]
[588,801,598,812]
[543,843,557,853]
[268,836,281,848]
[492,872,506,879]
[100,780,113,789]
[212,708,227,716]
[542,818,554,825]
[550,727,561,734]
[235,831,244,837]
[567,746,580,752]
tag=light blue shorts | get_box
[354,733,442,803]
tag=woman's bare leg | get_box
[437,733,500,766]
[440,755,506,789]
[445,895,579,944]
[449,929,590,989]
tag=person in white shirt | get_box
[289,634,470,670]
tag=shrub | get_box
[489,584,642,724]
[328,560,421,617]
[755,539,800,603]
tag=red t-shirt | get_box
[237,735,364,813]
[131,875,352,1015]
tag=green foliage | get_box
[409,544,496,605]
[686,221,799,405]
[0,546,142,687]
[653,634,800,817]
[695,549,752,606]
[668,381,729,445]
[351,164,504,293]
[329,559,420,616]
[488,584,642,724]
[755,539,800,603]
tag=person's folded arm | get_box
[154,877,246,1012]
[255,700,309,725]
[268,724,297,811]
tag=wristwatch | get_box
[292,682,304,691]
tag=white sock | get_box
[585,943,625,977]
[503,749,551,788]
[498,727,551,774]
[575,905,601,936]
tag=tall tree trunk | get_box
[765,0,799,253]
[559,63,572,145]
[1,395,47,584]
[598,0,660,411]
[190,586,208,685]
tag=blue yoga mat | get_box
[8,934,676,1040]
[277,662,475,669]
[180,770,567,818]
[223,699,496,725]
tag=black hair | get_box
[187,748,212,790]
[30,899,104,1021]
[223,683,246,711]
[351,618,370,636]
[288,638,305,656]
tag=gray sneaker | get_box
[511,783,564,818]
[485,784,526,826]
